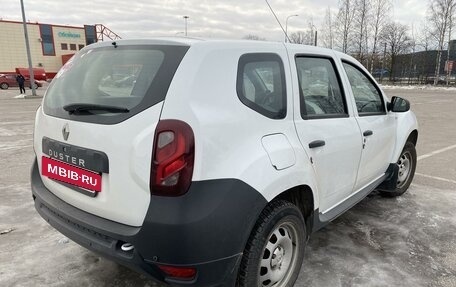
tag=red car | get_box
[0,74,43,90]
[15,67,47,81]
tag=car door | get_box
[340,60,396,191]
[290,52,363,213]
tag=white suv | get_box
[31,38,418,287]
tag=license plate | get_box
[41,156,102,192]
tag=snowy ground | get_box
[381,84,456,91]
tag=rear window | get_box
[43,44,189,124]
[236,53,287,119]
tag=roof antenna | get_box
[264,0,291,43]
[112,41,117,48]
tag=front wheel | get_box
[0,82,9,89]
[237,200,306,287]
[381,141,417,197]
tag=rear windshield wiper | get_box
[63,103,130,115]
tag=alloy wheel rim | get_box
[258,222,299,287]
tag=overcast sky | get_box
[1,0,429,41]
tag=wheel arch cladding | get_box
[135,179,269,264]
[273,185,314,236]
[407,130,418,146]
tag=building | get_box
[0,20,119,79]
[392,40,456,83]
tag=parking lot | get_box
[0,86,455,287]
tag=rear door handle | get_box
[363,130,373,137]
[309,140,326,149]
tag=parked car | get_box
[425,75,447,85]
[31,39,418,287]
[371,68,389,78]
[15,67,47,81]
[0,73,43,90]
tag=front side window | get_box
[237,53,287,119]
[296,57,347,119]
[43,45,189,124]
[342,62,386,115]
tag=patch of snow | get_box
[380,85,456,91]
[58,237,70,244]
[0,228,15,235]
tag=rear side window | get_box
[296,57,347,119]
[342,62,386,116]
[43,45,189,124]
[237,53,287,119]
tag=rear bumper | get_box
[31,158,267,286]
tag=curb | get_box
[24,95,44,99]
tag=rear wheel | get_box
[237,200,306,287]
[381,141,417,197]
[0,82,9,89]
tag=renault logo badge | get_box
[62,123,70,141]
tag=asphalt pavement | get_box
[0,86,455,287]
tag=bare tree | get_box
[243,34,266,41]
[413,20,437,82]
[407,24,418,83]
[417,20,437,51]
[369,0,392,73]
[335,0,356,53]
[321,7,335,49]
[352,0,371,67]
[380,22,412,81]
[428,0,456,85]
[289,31,312,45]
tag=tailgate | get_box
[34,103,163,226]
[33,41,189,226]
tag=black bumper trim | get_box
[32,158,140,238]
[31,158,267,286]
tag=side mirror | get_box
[388,96,410,113]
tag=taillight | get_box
[156,264,197,280]
[150,120,194,196]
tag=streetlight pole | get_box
[183,16,189,36]
[309,23,318,46]
[20,0,36,97]
[285,14,298,43]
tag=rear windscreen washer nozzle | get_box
[121,242,134,252]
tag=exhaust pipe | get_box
[121,242,134,252]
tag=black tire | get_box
[0,82,9,89]
[381,141,417,197]
[237,200,306,287]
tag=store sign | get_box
[58,32,81,38]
